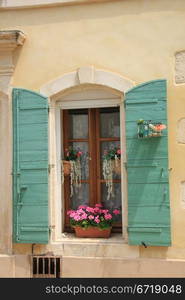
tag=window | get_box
[13,79,171,246]
[62,107,122,232]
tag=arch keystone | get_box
[78,66,94,84]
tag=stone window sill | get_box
[55,232,125,244]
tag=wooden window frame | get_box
[62,108,122,232]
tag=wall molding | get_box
[0,30,25,255]
[0,0,118,10]
[0,30,26,92]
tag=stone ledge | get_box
[0,0,116,10]
[31,238,139,259]
[62,256,185,277]
[0,30,26,50]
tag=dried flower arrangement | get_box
[61,147,83,197]
[102,146,121,200]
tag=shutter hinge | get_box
[48,164,55,173]
[49,225,55,233]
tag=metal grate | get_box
[32,256,62,278]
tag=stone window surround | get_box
[0,0,117,10]
[40,66,135,243]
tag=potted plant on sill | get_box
[61,147,83,196]
[67,204,120,238]
[102,146,121,200]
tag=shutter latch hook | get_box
[141,241,147,248]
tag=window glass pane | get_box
[101,182,122,223]
[100,107,120,138]
[71,183,89,210]
[69,109,88,139]
[100,141,121,180]
[69,142,89,180]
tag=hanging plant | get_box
[102,146,121,200]
[137,119,167,138]
[61,147,83,197]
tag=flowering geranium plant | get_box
[64,146,83,161]
[103,146,121,161]
[67,204,120,230]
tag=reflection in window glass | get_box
[101,182,122,223]
[69,109,88,139]
[71,183,89,210]
[100,107,120,138]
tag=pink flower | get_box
[77,208,85,214]
[77,151,83,157]
[88,215,94,220]
[94,216,100,223]
[113,209,120,215]
[81,213,88,220]
[74,214,81,221]
[94,207,100,213]
[67,210,74,216]
[117,149,121,155]
[69,211,76,218]
[102,209,109,214]
[95,204,103,208]
[86,207,95,213]
[78,205,87,209]
[104,214,112,220]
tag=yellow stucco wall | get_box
[1,0,185,263]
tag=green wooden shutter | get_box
[125,79,171,246]
[13,88,49,244]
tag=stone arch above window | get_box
[40,66,135,99]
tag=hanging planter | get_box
[61,147,83,197]
[137,119,166,139]
[102,147,121,200]
[112,158,121,174]
[62,160,71,176]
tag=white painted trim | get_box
[119,101,128,241]
[51,91,126,242]
[0,0,119,10]
[57,98,121,109]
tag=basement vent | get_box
[32,256,62,278]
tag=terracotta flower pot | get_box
[62,160,71,176]
[74,226,111,238]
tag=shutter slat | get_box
[13,88,49,244]
[125,80,171,247]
